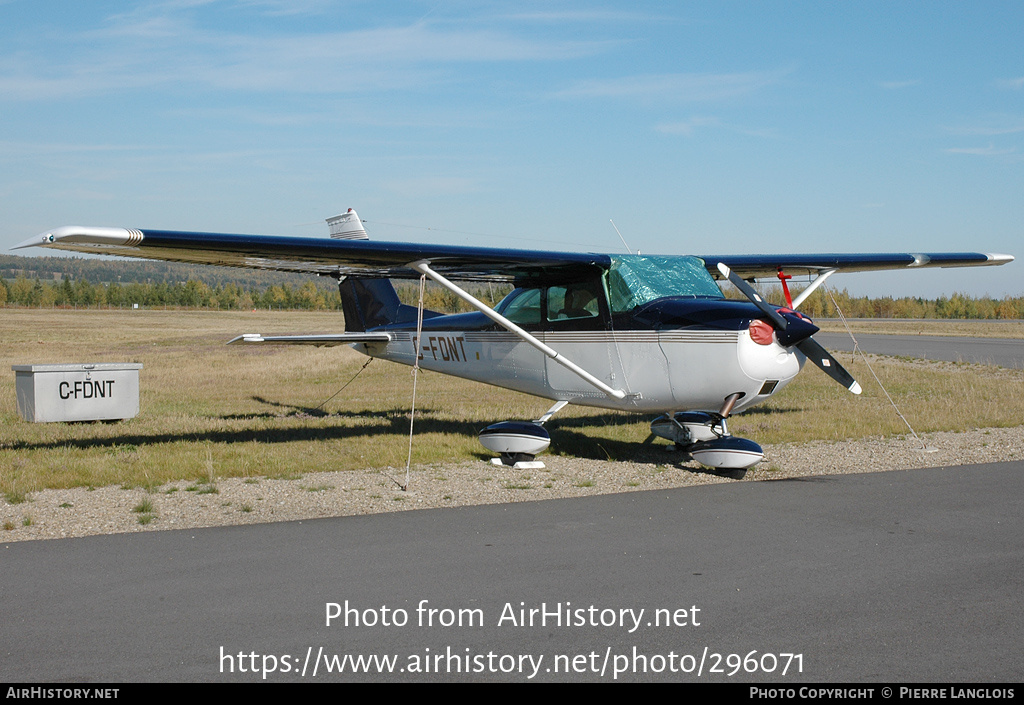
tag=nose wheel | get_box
[650,411,763,470]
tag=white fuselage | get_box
[355,327,804,414]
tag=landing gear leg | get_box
[534,400,569,425]
[649,408,763,471]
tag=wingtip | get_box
[12,226,143,251]
[12,232,55,250]
[986,253,1014,265]
[850,381,862,395]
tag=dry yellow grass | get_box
[2,309,1023,499]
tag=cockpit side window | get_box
[497,287,542,325]
[497,280,607,330]
[547,283,600,321]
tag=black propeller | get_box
[792,336,862,394]
[717,263,862,394]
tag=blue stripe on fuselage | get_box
[373,297,772,334]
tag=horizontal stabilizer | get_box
[227,332,391,347]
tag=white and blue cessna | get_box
[17,210,1013,470]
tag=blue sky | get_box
[2,0,1021,297]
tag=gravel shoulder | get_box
[4,425,1022,543]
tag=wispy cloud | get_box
[945,118,1024,136]
[878,79,920,90]
[944,144,1016,157]
[995,76,1024,90]
[383,176,480,198]
[0,7,610,102]
[558,69,788,102]
[499,10,670,23]
[233,26,602,66]
[0,140,157,156]
[655,116,779,139]
[235,0,338,16]
[655,116,720,136]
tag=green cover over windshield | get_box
[606,255,723,313]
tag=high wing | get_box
[14,226,607,281]
[707,252,1014,280]
[14,225,1013,281]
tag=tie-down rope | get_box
[402,273,429,490]
[824,286,931,452]
[378,273,428,492]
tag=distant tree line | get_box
[0,253,516,312]
[2,253,1020,318]
[723,284,1024,320]
[2,274,1021,318]
[795,288,1024,320]
[0,274,511,313]
[0,275,328,310]
[0,253,320,290]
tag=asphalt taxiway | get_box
[817,333,1024,369]
[2,333,1021,683]
[2,461,1021,683]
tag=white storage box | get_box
[12,363,143,423]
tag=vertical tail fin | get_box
[329,208,434,331]
[338,277,410,331]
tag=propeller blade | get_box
[795,337,862,394]
[716,262,788,331]
[717,262,859,394]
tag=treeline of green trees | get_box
[796,289,1024,320]
[0,275,510,312]
[2,273,1022,318]
[0,253,319,290]
[0,275,331,310]
[5,253,1019,318]
[724,285,1024,320]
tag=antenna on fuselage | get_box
[610,219,640,255]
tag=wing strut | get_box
[791,268,837,309]
[408,260,628,401]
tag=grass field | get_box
[3,309,1023,500]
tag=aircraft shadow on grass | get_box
[737,405,804,416]
[12,408,461,453]
[11,398,723,472]
[2,405,469,443]
[215,394,359,419]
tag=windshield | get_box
[606,255,722,314]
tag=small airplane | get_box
[15,210,1013,470]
